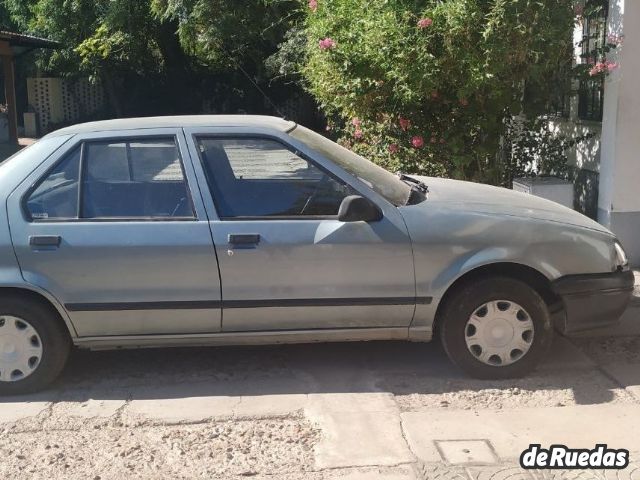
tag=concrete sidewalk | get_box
[1,296,639,479]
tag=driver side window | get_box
[196,137,357,218]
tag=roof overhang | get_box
[0,30,61,57]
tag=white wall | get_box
[598,0,640,264]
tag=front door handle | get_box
[29,235,61,247]
[228,234,260,246]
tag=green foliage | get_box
[502,117,596,186]
[302,0,574,183]
[5,0,159,77]
[3,0,206,116]
[151,0,300,72]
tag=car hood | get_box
[409,176,612,235]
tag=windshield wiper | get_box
[397,173,429,194]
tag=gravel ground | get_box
[381,368,635,411]
[1,328,639,479]
[572,336,640,365]
[0,415,319,480]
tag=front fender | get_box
[399,203,616,334]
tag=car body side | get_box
[0,120,631,348]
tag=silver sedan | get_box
[0,116,634,394]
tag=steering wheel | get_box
[299,176,332,215]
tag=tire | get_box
[0,296,71,395]
[439,276,553,379]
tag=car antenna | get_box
[221,45,287,120]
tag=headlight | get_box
[614,241,629,270]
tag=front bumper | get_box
[552,269,635,334]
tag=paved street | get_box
[1,299,640,479]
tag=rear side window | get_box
[26,146,80,220]
[26,137,194,220]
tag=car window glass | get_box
[26,146,80,220]
[82,138,193,218]
[289,125,411,206]
[197,137,357,218]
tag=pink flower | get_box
[589,61,619,76]
[417,18,433,29]
[399,116,411,131]
[411,136,424,148]
[319,37,336,50]
[439,138,445,144]
[351,117,362,127]
[607,34,624,45]
[430,136,437,144]
[308,0,318,12]
[354,129,364,140]
[388,143,399,154]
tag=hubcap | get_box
[464,300,534,367]
[0,316,43,382]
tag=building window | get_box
[549,62,572,118]
[578,3,608,121]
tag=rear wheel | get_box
[0,297,70,395]
[439,277,553,379]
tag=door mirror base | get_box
[338,195,383,222]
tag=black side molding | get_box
[66,296,432,312]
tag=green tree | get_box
[151,0,321,124]
[302,0,574,183]
[4,0,195,116]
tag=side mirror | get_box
[338,195,383,223]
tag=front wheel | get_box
[439,277,553,379]
[0,297,71,395]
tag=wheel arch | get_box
[0,286,76,338]
[432,262,562,336]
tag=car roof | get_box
[46,115,297,137]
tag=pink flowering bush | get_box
[303,0,574,182]
[589,61,618,76]
[318,37,336,50]
[575,1,622,81]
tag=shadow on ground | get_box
[2,332,633,407]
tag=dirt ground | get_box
[2,318,640,479]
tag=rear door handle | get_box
[29,235,61,247]
[228,234,260,246]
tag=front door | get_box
[185,132,416,332]
[7,129,222,337]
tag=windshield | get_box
[289,125,411,206]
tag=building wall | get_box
[544,0,640,264]
[598,0,640,265]
[26,77,105,135]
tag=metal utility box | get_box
[512,176,574,209]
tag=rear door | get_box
[7,129,222,337]
[184,128,417,332]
